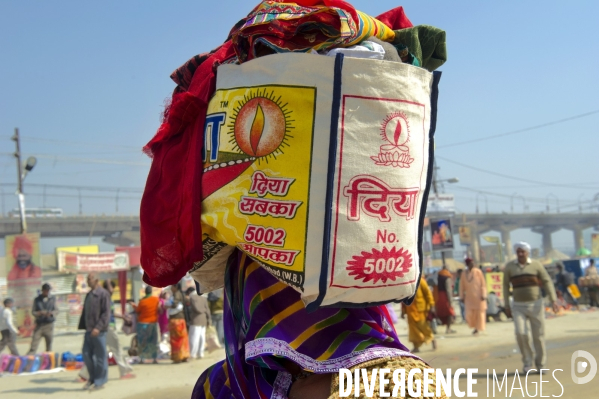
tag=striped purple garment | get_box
[192,250,414,398]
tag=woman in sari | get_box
[402,277,437,353]
[167,283,189,363]
[157,290,170,339]
[436,266,456,334]
[133,286,160,363]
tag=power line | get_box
[2,152,149,166]
[452,186,590,205]
[437,109,599,149]
[451,186,565,204]
[1,192,141,201]
[451,186,599,212]
[32,154,149,166]
[18,136,142,151]
[23,167,139,177]
[436,155,599,190]
[467,182,599,190]
[0,183,144,193]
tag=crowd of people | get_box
[402,241,598,373]
[0,283,58,357]
[0,272,225,391]
[1,242,597,392]
[72,274,225,390]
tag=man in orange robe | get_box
[459,257,487,335]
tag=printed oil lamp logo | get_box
[371,111,414,168]
[232,90,293,162]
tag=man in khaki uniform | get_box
[503,242,558,373]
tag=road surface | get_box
[1,308,597,398]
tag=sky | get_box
[1,1,598,255]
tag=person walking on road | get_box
[78,273,111,391]
[0,298,19,355]
[103,280,135,378]
[79,280,135,382]
[584,259,599,307]
[436,266,456,334]
[459,257,487,335]
[554,262,579,310]
[454,269,466,323]
[187,288,211,360]
[402,277,437,353]
[207,289,224,344]
[168,283,190,363]
[503,241,559,373]
[28,283,57,354]
[133,286,160,364]
[158,290,170,341]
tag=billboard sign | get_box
[58,252,130,273]
[56,245,99,257]
[458,225,473,246]
[430,218,454,251]
[5,233,42,338]
[427,194,455,214]
[592,234,599,257]
[486,272,504,301]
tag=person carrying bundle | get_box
[140,1,448,397]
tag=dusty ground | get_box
[1,308,597,398]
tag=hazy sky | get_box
[1,1,598,253]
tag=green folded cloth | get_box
[392,25,447,72]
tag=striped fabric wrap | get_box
[230,1,395,62]
[354,10,395,44]
[510,274,542,289]
[192,250,416,398]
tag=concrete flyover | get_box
[456,212,599,260]
[1,213,598,254]
[0,215,140,246]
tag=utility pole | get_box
[0,188,5,217]
[431,161,446,268]
[78,188,82,215]
[11,128,37,233]
[431,160,440,199]
[12,128,27,233]
[116,188,120,213]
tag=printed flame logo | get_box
[249,104,266,155]
[371,111,414,168]
[229,89,293,162]
[347,247,412,284]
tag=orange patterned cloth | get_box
[169,318,190,362]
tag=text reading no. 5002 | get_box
[244,225,286,247]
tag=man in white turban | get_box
[503,241,558,373]
[513,241,531,254]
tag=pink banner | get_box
[58,252,130,273]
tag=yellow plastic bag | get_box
[567,284,581,299]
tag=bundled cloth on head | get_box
[231,0,396,62]
[140,1,419,287]
[514,241,531,253]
